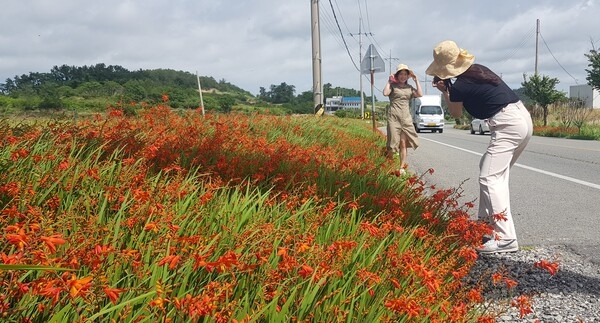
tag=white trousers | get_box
[478,101,533,240]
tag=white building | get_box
[569,84,600,109]
[324,96,343,113]
[324,96,362,114]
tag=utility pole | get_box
[196,71,205,116]
[385,50,399,75]
[350,18,369,119]
[533,19,540,116]
[311,0,323,114]
[361,44,385,131]
[535,18,540,76]
[418,77,429,95]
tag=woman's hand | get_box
[433,80,447,92]
[388,74,397,84]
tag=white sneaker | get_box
[476,239,518,254]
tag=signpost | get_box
[360,44,385,131]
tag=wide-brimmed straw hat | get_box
[425,40,475,79]
[394,63,415,77]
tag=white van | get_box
[410,94,445,133]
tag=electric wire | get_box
[539,32,579,84]
[354,0,384,56]
[324,1,591,98]
[361,0,387,59]
[354,0,386,92]
[333,0,353,41]
[356,0,364,34]
[320,9,349,50]
[501,26,536,65]
[327,0,360,71]
[322,0,394,94]
[362,0,372,34]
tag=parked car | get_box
[470,118,490,135]
[410,95,444,133]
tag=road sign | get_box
[360,44,385,131]
[361,44,385,74]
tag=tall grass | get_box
[0,106,498,322]
[533,125,600,140]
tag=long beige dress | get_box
[386,84,419,154]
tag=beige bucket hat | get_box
[394,63,415,77]
[425,40,475,79]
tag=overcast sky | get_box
[1,0,598,97]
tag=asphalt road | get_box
[380,124,600,264]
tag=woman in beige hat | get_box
[426,40,533,254]
[383,63,422,174]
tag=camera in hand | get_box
[433,76,452,90]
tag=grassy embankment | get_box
[1,104,546,322]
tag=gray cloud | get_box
[1,0,598,96]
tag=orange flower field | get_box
[0,104,554,321]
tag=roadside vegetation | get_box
[0,64,374,116]
[1,101,565,321]
[453,102,600,140]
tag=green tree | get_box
[258,83,295,104]
[322,82,360,98]
[521,73,566,126]
[272,83,294,103]
[218,95,235,113]
[77,81,104,98]
[37,82,63,110]
[585,41,600,91]
[57,85,76,98]
[295,90,313,103]
[123,80,148,102]
[102,81,124,97]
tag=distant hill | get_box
[0,63,252,97]
[0,64,365,115]
[0,64,261,112]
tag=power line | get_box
[354,0,389,91]
[355,0,387,65]
[361,1,385,57]
[320,8,347,50]
[326,0,360,71]
[501,26,536,64]
[356,0,365,31]
[383,50,398,76]
[362,0,372,36]
[325,0,391,72]
[333,0,353,38]
[539,32,579,84]
[349,24,385,95]
[323,0,387,95]
[365,33,387,61]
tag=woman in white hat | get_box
[383,63,422,174]
[426,40,533,254]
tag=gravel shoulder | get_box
[467,245,600,322]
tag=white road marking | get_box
[421,137,600,191]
